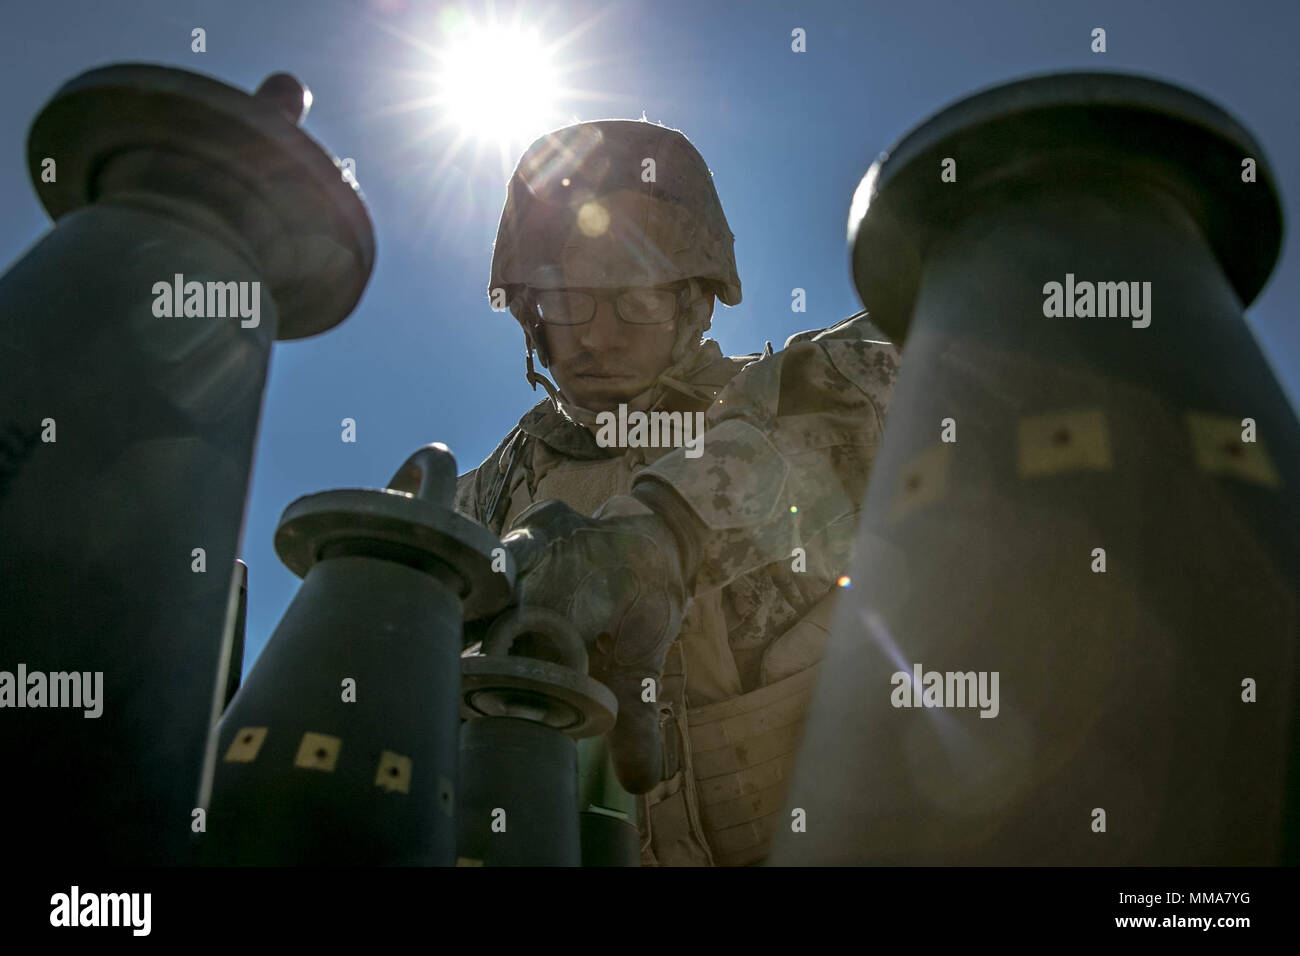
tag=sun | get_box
[362,5,620,229]
[434,20,562,147]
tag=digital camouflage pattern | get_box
[635,314,901,594]
[454,310,900,864]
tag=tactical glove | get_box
[501,480,703,793]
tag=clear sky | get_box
[2,0,1296,672]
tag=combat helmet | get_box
[489,119,741,396]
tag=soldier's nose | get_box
[578,298,624,349]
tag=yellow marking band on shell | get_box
[1018,409,1112,478]
[1185,412,1281,488]
[888,443,952,524]
[294,732,341,772]
[375,751,412,794]
[224,726,268,763]
[456,857,484,866]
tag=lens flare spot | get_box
[577,201,610,237]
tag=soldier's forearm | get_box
[628,477,705,591]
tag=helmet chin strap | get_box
[524,340,565,406]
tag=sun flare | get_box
[367,6,618,227]
[434,19,563,148]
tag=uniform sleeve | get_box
[631,318,900,594]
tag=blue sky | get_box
[2,0,1296,672]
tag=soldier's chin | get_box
[570,375,642,410]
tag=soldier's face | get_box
[541,289,681,411]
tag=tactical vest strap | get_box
[483,429,528,535]
[636,640,716,866]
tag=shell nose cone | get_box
[255,72,312,125]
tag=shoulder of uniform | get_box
[453,467,480,516]
[783,310,893,349]
[454,420,533,522]
[517,397,556,431]
[687,351,763,388]
[485,422,531,473]
[458,422,528,492]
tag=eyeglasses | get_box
[528,282,692,326]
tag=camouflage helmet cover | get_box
[490,119,742,311]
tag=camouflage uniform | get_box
[455,311,899,865]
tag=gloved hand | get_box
[500,482,702,793]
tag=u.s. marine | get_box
[454,118,900,865]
